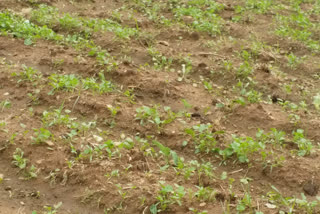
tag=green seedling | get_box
[43,202,62,214]
[32,128,53,144]
[151,182,186,213]
[48,74,79,94]
[0,100,11,112]
[313,93,320,110]
[153,140,180,166]
[12,65,42,83]
[185,123,223,154]
[292,129,313,156]
[194,186,216,202]
[220,135,265,163]
[12,148,27,169]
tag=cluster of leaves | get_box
[48,72,114,94]
[275,11,320,52]
[12,148,37,179]
[150,182,186,213]
[31,5,138,39]
[172,0,224,36]
[185,123,223,154]
[135,105,177,130]
[0,11,116,69]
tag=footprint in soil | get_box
[303,180,319,196]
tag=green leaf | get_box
[313,93,320,110]
[153,141,171,157]
[170,150,179,166]
[150,203,158,214]
[221,171,227,180]
[24,38,33,46]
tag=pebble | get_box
[45,141,54,147]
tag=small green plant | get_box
[266,186,320,214]
[153,140,180,165]
[135,105,176,130]
[32,128,53,144]
[220,135,265,163]
[12,148,27,169]
[194,186,216,202]
[256,128,286,147]
[12,148,37,179]
[48,74,79,94]
[43,202,62,214]
[313,93,320,110]
[185,123,223,154]
[0,100,11,112]
[107,105,120,127]
[287,53,303,69]
[292,129,313,156]
[189,208,208,214]
[236,61,253,78]
[148,47,173,70]
[81,73,114,94]
[236,191,253,213]
[0,120,7,133]
[13,65,42,83]
[42,105,72,127]
[150,182,186,213]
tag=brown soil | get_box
[1,0,320,214]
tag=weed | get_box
[313,93,320,110]
[266,185,320,214]
[48,74,79,94]
[0,99,11,112]
[42,105,72,127]
[32,128,53,144]
[135,105,176,130]
[287,53,304,69]
[185,123,223,154]
[236,61,253,78]
[151,182,186,213]
[220,135,265,163]
[12,65,42,84]
[148,47,173,70]
[194,186,216,202]
[43,202,62,214]
[292,129,313,156]
[12,148,27,169]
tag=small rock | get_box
[158,41,169,46]
[303,181,319,196]
[20,201,25,206]
[3,92,9,96]
[199,202,206,207]
[36,159,44,165]
[265,203,277,209]
[93,135,103,143]
[45,141,54,147]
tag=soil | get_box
[1,0,320,214]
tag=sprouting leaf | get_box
[153,140,171,157]
[24,38,33,46]
[170,150,179,166]
[313,93,320,110]
[150,203,158,214]
[221,171,227,180]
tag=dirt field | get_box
[1,0,320,213]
